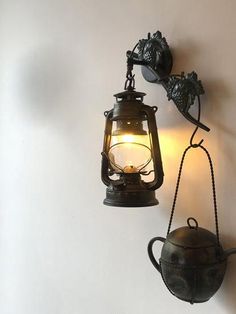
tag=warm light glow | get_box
[109,133,152,173]
[123,165,138,173]
[111,134,151,147]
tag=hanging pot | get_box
[148,217,236,304]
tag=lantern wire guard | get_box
[166,96,220,244]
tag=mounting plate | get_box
[126,30,209,132]
[138,31,173,83]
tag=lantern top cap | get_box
[114,90,146,102]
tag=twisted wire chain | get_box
[166,145,191,235]
[166,96,220,244]
[199,144,220,244]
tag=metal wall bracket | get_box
[126,31,209,132]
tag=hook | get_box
[189,96,204,148]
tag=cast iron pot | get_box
[148,217,236,304]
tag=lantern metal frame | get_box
[101,90,164,207]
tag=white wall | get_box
[1,0,236,313]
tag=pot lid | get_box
[167,217,219,248]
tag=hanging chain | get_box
[124,43,139,91]
[124,63,135,90]
[166,96,220,245]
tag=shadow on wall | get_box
[204,80,233,135]
[218,234,236,312]
[202,75,236,311]
[15,43,84,129]
[205,74,236,312]
[12,42,97,176]
[171,40,201,73]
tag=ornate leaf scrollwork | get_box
[138,31,171,72]
[166,71,205,113]
[128,30,209,131]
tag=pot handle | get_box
[147,237,166,273]
[224,248,236,259]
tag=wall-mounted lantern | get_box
[101,89,163,207]
[101,31,209,207]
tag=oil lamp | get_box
[101,30,209,207]
[101,87,164,207]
